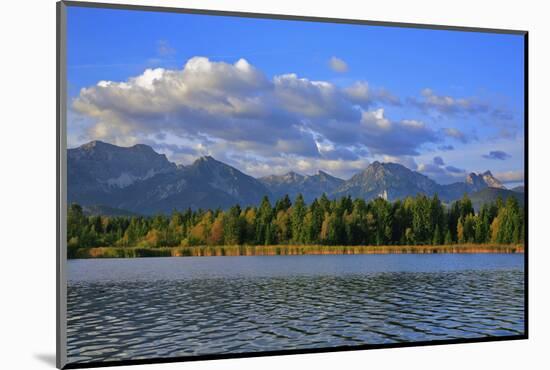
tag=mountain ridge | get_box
[260,170,344,203]
[68,141,519,214]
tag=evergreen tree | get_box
[223,205,243,245]
[291,194,306,243]
[255,196,273,245]
[275,194,292,214]
[66,191,524,250]
[432,225,442,245]
[444,229,453,245]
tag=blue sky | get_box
[67,6,525,186]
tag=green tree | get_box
[255,196,273,245]
[412,195,431,244]
[224,205,244,245]
[291,194,306,243]
[444,229,453,245]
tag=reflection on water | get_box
[67,254,524,364]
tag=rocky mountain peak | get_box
[81,140,103,149]
[481,171,505,189]
[466,171,505,189]
[259,169,343,203]
[370,161,384,170]
[285,171,304,181]
[193,155,218,164]
[79,140,117,153]
[199,155,215,161]
[130,143,158,153]
[316,170,337,180]
[68,141,176,191]
[190,156,240,179]
[332,161,439,201]
[466,172,483,185]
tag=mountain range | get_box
[259,171,344,203]
[68,141,522,214]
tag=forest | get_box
[67,193,525,258]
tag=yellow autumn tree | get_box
[320,212,330,242]
[243,208,256,243]
[207,213,225,245]
[457,217,465,244]
[188,211,213,245]
[140,229,160,248]
[274,209,291,243]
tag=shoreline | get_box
[69,244,524,259]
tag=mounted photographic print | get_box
[57,1,528,368]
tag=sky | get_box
[66,6,525,186]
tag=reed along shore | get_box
[69,243,524,259]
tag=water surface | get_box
[67,254,524,364]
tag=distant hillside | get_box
[469,187,524,211]
[260,171,344,203]
[512,185,525,193]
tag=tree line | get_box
[67,193,524,254]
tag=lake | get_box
[66,254,525,364]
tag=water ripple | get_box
[67,265,524,364]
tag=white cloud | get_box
[273,73,356,120]
[344,81,401,106]
[71,56,444,176]
[328,56,348,73]
[239,156,370,179]
[356,108,439,155]
[361,109,391,130]
[344,81,369,102]
[412,88,490,115]
[443,127,469,143]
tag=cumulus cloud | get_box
[72,57,442,176]
[409,87,518,139]
[344,81,401,106]
[433,156,445,166]
[411,88,489,116]
[273,73,357,120]
[483,150,511,160]
[443,127,469,143]
[356,109,440,155]
[328,56,348,73]
[74,57,277,146]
